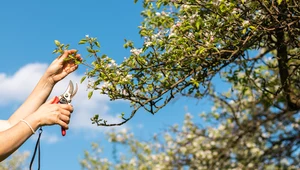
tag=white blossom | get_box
[130,48,143,56]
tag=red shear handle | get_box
[51,96,67,136]
[51,96,60,104]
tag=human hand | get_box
[46,49,82,84]
[32,97,74,129]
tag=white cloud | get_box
[0,63,128,142]
[0,63,47,104]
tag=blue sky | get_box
[0,1,213,169]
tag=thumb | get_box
[47,96,60,104]
[58,50,69,62]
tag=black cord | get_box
[29,127,43,170]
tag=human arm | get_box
[6,50,81,127]
[0,97,73,161]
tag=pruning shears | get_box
[51,80,78,136]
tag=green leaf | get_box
[88,91,93,99]
[196,20,201,30]
[174,3,179,8]
[54,40,60,46]
[75,59,82,65]
[140,29,148,36]
[87,47,95,53]
[156,1,162,9]
[277,0,283,5]
[64,44,70,49]
[80,76,86,83]
[79,39,88,44]
[118,112,125,119]
[196,46,206,54]
[249,26,256,31]
[94,41,101,48]
[242,28,247,34]
[271,35,277,42]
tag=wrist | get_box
[39,74,57,88]
[22,115,40,133]
[20,119,35,134]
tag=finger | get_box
[58,49,78,61]
[57,50,69,61]
[66,49,78,59]
[59,114,71,124]
[59,108,71,116]
[58,119,69,130]
[66,53,82,65]
[75,53,82,61]
[66,59,78,66]
[60,107,72,116]
[55,111,70,129]
[65,65,78,74]
[61,104,73,116]
[68,49,78,54]
[59,104,74,113]
[46,97,59,104]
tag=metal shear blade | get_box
[61,80,78,104]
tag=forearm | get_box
[0,120,10,132]
[0,115,39,161]
[8,74,54,125]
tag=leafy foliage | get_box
[80,55,299,169]
[53,0,299,126]
[77,0,300,169]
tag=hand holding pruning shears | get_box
[51,80,78,136]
